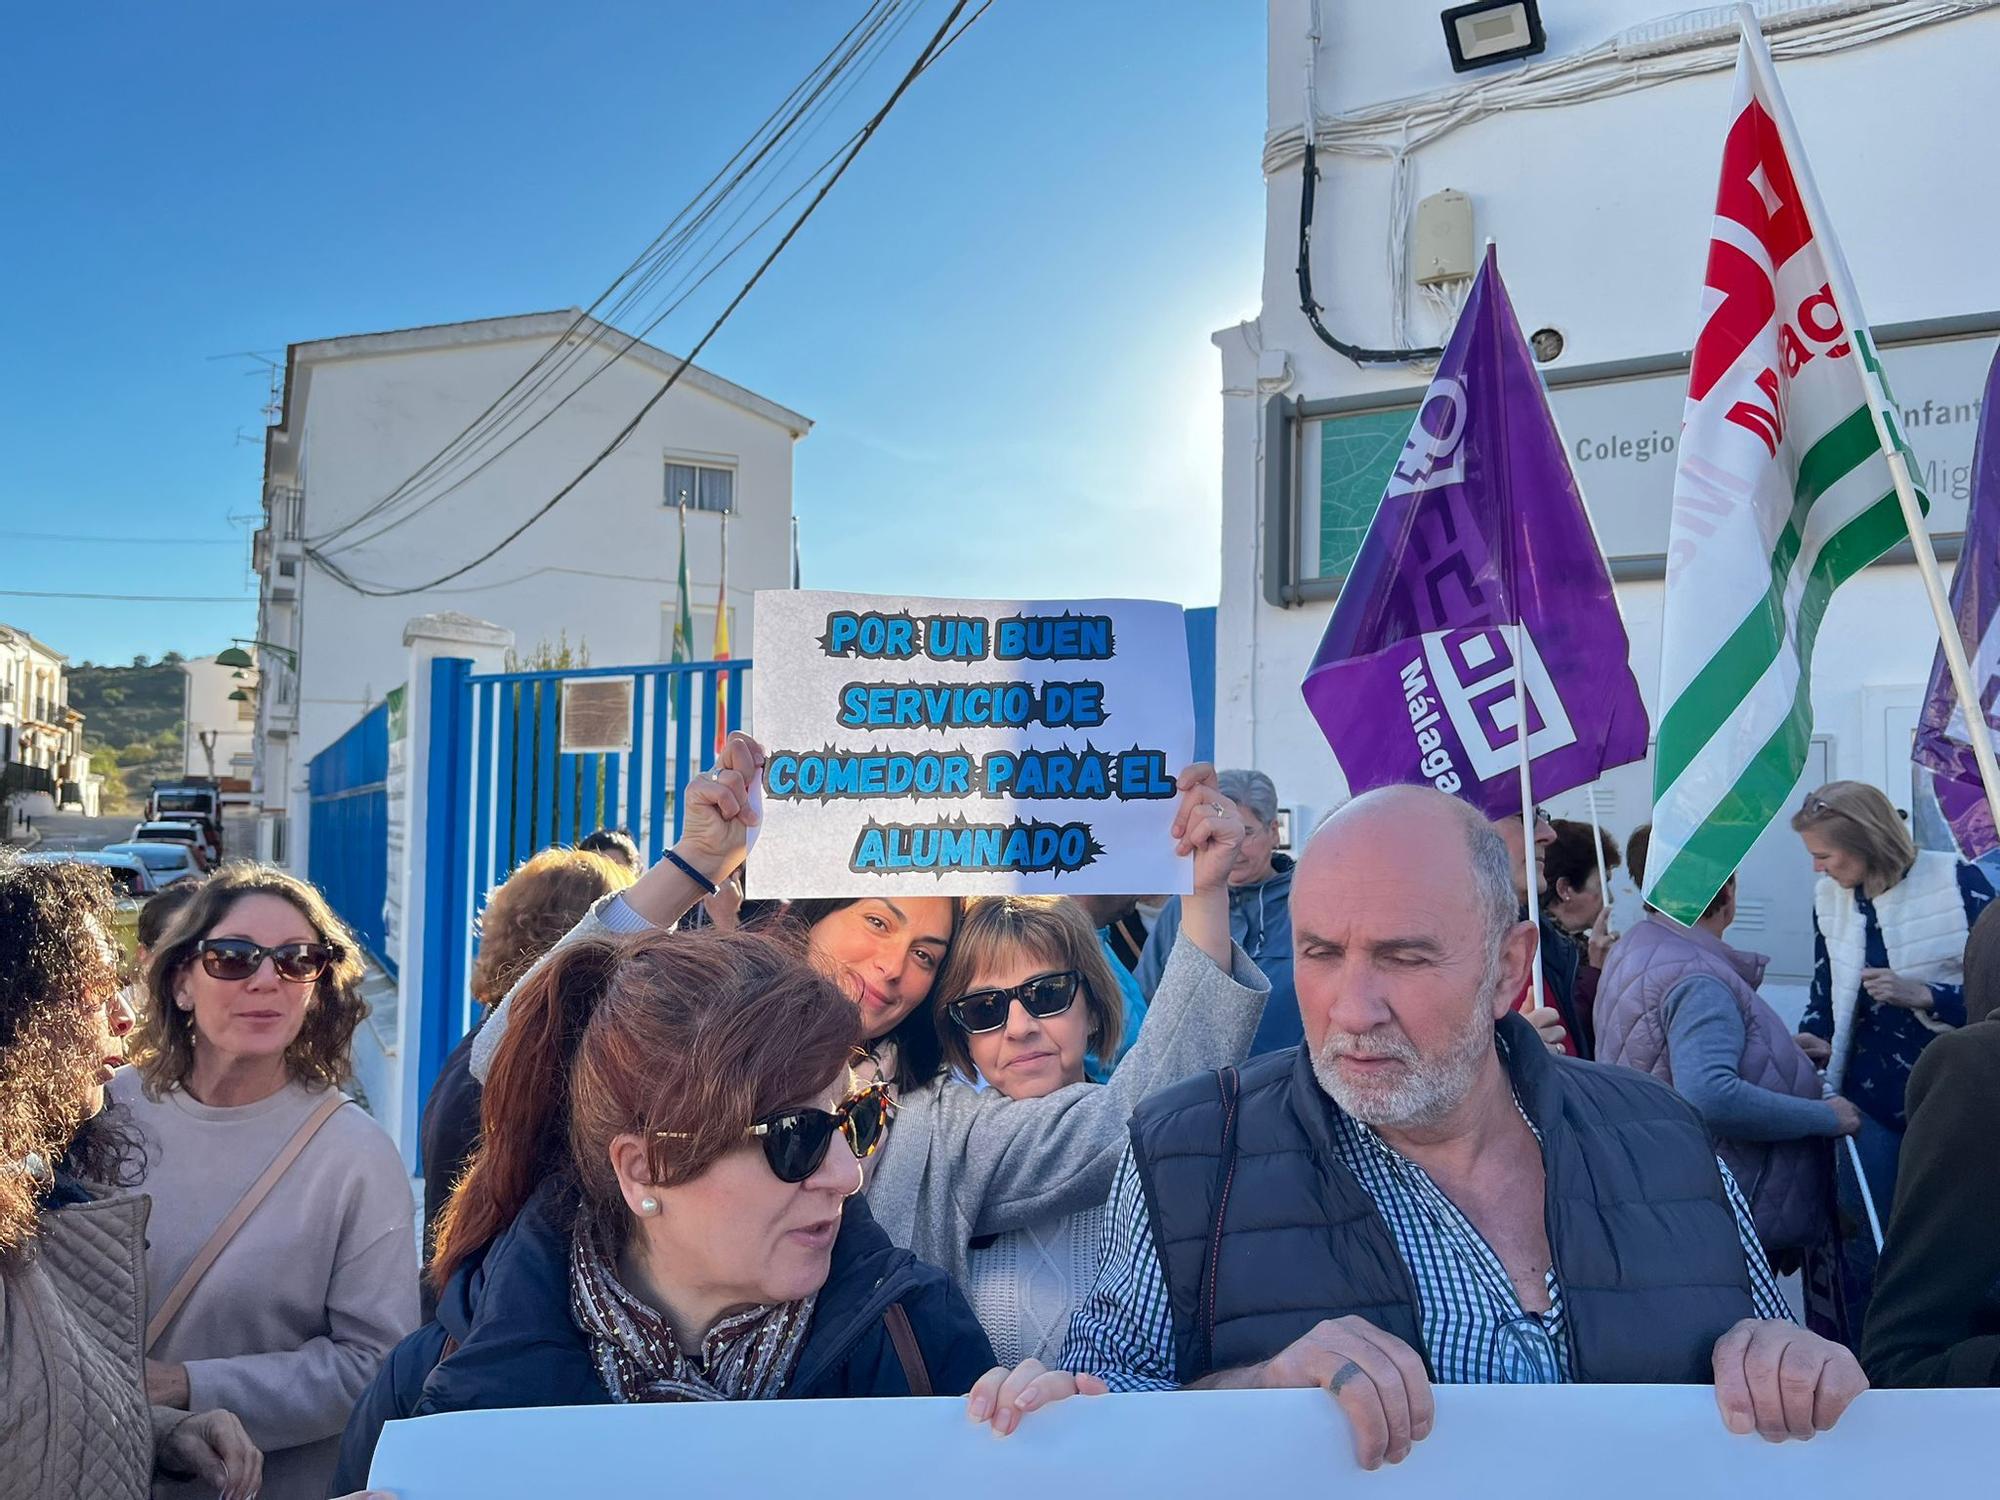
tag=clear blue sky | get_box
[0,2,1264,667]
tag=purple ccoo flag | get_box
[1914,346,2000,859]
[1300,248,1649,818]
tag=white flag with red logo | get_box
[1644,17,1928,923]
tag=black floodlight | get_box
[1441,1,1546,73]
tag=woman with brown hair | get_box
[1791,780,1994,1221]
[333,926,993,1488]
[110,864,417,1500]
[0,852,262,1500]
[929,895,1132,1365]
[419,845,635,1275]
[467,735,1267,1288]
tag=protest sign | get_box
[746,590,1193,898]
[372,1384,1998,1499]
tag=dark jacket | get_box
[417,1022,484,1317]
[1128,1012,1756,1386]
[1861,1021,2000,1387]
[1536,911,1590,1058]
[333,1180,993,1491]
[1137,853,1298,1054]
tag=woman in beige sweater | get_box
[0,852,260,1500]
[115,865,416,1500]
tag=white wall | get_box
[1219,2,2000,971]
[264,329,801,852]
[180,655,256,783]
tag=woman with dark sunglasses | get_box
[467,734,1270,1299]
[334,926,993,1488]
[924,895,1137,1366]
[861,763,1267,1309]
[111,865,418,1500]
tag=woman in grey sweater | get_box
[925,892,1248,1365]
[469,734,1268,1290]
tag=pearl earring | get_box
[639,1196,660,1215]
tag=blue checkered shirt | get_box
[1061,1087,1793,1390]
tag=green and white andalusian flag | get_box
[669,502,695,666]
[1644,18,1928,923]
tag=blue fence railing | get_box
[308,700,393,976]
[416,658,748,1112]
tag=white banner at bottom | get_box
[371,1383,1998,1497]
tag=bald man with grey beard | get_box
[964,786,1868,1468]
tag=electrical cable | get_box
[306,0,901,547]
[1276,0,1995,364]
[317,0,995,562]
[307,0,978,599]
[322,2,932,558]
[316,0,986,576]
[1297,140,1443,365]
[308,0,912,552]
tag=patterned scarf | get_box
[568,1218,816,1403]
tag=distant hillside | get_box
[69,657,187,814]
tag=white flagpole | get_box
[1587,788,1611,916]
[1515,622,1547,1006]
[1738,6,2000,838]
[1843,1135,1886,1253]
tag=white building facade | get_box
[0,624,95,816]
[249,311,810,867]
[1217,0,2000,979]
[180,653,257,800]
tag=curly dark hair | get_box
[135,863,368,1095]
[0,853,121,1258]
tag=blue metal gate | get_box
[417,658,747,1110]
[308,700,393,974]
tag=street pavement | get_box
[6,808,260,857]
[10,810,135,851]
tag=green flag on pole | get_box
[669,504,694,666]
[1645,15,1929,923]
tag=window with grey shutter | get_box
[663,458,735,514]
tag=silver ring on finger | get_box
[1328,1360,1365,1396]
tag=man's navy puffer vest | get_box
[1128,1012,1757,1386]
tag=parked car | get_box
[22,850,158,960]
[129,819,213,871]
[152,815,220,866]
[148,779,225,858]
[101,839,204,888]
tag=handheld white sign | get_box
[746,590,1194,899]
